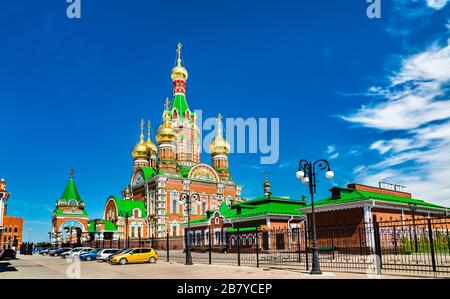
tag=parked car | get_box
[50,247,72,256]
[96,249,122,262]
[39,247,56,256]
[48,248,62,256]
[106,248,129,263]
[79,248,103,261]
[61,247,92,259]
[110,248,158,265]
[0,249,17,260]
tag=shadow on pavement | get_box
[0,261,18,273]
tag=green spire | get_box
[60,176,82,203]
[169,94,191,120]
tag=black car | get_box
[50,248,71,256]
[0,249,17,260]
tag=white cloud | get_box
[326,145,336,154]
[426,0,448,10]
[342,40,450,131]
[343,31,450,204]
[353,165,366,174]
[326,145,339,160]
[329,152,339,160]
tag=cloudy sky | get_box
[0,0,449,241]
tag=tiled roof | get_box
[190,195,305,224]
[304,187,448,211]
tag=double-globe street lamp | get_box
[180,191,202,266]
[296,159,334,275]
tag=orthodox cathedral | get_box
[88,43,243,242]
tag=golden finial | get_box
[147,120,151,141]
[140,119,145,142]
[217,113,223,137]
[165,97,170,110]
[69,169,75,178]
[176,43,182,66]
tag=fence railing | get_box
[79,216,450,276]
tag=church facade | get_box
[51,170,89,246]
[94,43,243,242]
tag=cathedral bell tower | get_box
[210,113,231,182]
[156,115,177,174]
[132,119,150,170]
[145,120,157,169]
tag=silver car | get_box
[61,247,92,259]
[96,249,122,262]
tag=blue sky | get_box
[1,1,449,242]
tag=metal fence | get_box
[80,216,450,277]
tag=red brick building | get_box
[301,183,449,251]
[1,215,24,250]
[0,178,24,250]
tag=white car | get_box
[61,247,92,259]
[96,249,122,262]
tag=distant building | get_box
[184,180,306,251]
[301,183,449,249]
[0,178,24,250]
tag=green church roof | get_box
[141,167,156,180]
[190,196,305,224]
[88,220,118,233]
[304,187,448,211]
[59,177,82,203]
[180,166,193,178]
[170,94,190,119]
[111,196,147,218]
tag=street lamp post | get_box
[180,191,201,266]
[296,159,334,275]
[119,211,133,248]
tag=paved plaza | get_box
[0,254,418,279]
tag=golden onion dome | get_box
[156,121,175,144]
[132,140,149,159]
[146,139,157,154]
[171,65,188,81]
[210,135,230,155]
[210,113,230,155]
[132,119,150,159]
[171,43,188,81]
[145,120,157,155]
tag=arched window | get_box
[3,236,6,242]
[191,202,197,215]
[69,200,77,206]
[226,195,232,206]
[171,191,179,214]
[14,227,18,233]
[171,222,179,237]
[58,200,66,205]
[201,201,206,215]
[133,209,140,218]
[8,227,12,233]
